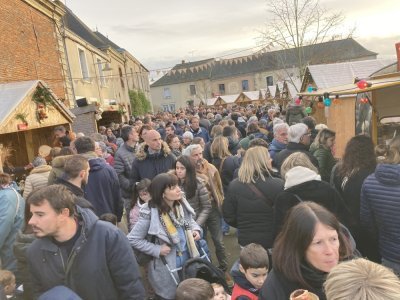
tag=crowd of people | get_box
[1,103,400,300]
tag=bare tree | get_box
[261,0,352,86]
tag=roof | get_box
[0,80,75,128]
[206,97,218,106]
[93,31,123,51]
[219,94,239,104]
[267,85,277,97]
[302,58,396,91]
[242,91,260,101]
[151,38,377,88]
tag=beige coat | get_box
[23,165,52,198]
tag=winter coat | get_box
[189,126,210,143]
[131,142,176,183]
[227,136,241,155]
[274,142,319,173]
[84,154,123,221]
[269,139,287,162]
[332,166,379,261]
[0,186,25,273]
[203,139,213,163]
[196,159,224,209]
[361,163,400,263]
[211,156,241,193]
[230,260,259,300]
[311,145,336,182]
[274,167,350,236]
[114,143,138,210]
[184,178,212,227]
[286,105,306,125]
[23,165,52,198]
[127,199,202,299]
[223,176,284,249]
[13,231,35,300]
[27,206,145,300]
[48,155,72,185]
[258,268,326,300]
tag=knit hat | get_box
[32,156,47,167]
[182,131,193,140]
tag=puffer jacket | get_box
[223,176,284,249]
[311,145,336,182]
[131,142,176,183]
[361,163,400,263]
[127,199,202,299]
[28,206,145,299]
[23,165,52,198]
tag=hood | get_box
[227,136,240,150]
[375,164,400,185]
[288,105,304,114]
[51,155,72,168]
[88,157,108,171]
[76,205,99,235]
[30,164,52,174]
[135,141,172,161]
[284,166,321,189]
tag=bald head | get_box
[145,130,162,151]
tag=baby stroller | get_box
[161,240,230,292]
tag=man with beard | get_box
[26,185,145,299]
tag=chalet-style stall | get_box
[235,91,264,107]
[0,80,75,171]
[300,72,400,157]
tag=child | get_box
[230,243,269,300]
[212,283,231,300]
[176,278,214,300]
[128,178,151,231]
[0,270,16,299]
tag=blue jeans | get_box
[382,258,400,276]
[204,206,228,271]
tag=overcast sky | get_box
[65,0,399,71]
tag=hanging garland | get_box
[32,86,53,122]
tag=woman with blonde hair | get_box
[223,146,283,250]
[204,125,223,162]
[361,135,400,275]
[274,152,350,236]
[310,128,337,182]
[324,258,400,300]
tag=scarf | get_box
[300,262,327,300]
[284,166,321,189]
[159,203,199,258]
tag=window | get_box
[163,87,171,99]
[78,48,89,81]
[119,67,125,88]
[218,84,225,95]
[266,76,274,86]
[97,58,105,86]
[189,84,196,96]
[242,80,249,91]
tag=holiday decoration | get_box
[307,86,317,93]
[305,107,312,114]
[333,95,340,105]
[317,102,325,109]
[295,98,302,105]
[356,80,372,89]
[324,98,332,107]
[32,86,52,122]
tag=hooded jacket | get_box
[361,163,400,263]
[230,260,259,300]
[274,167,350,236]
[269,139,287,162]
[114,142,138,199]
[286,105,306,125]
[83,153,122,221]
[131,142,176,183]
[27,206,145,300]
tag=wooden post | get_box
[396,42,400,72]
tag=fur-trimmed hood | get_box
[135,141,172,161]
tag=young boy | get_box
[230,243,269,300]
[176,278,214,300]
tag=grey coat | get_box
[114,143,137,202]
[127,199,202,299]
[184,178,212,227]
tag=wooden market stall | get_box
[300,72,400,157]
[0,80,75,171]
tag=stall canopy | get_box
[0,80,75,134]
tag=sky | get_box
[65,0,399,73]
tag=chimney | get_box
[396,42,400,72]
[181,60,185,64]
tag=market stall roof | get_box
[0,80,75,134]
[299,74,400,97]
[220,94,239,104]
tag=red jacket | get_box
[231,283,258,300]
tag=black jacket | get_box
[274,180,350,236]
[274,142,319,172]
[27,206,145,300]
[212,156,241,193]
[223,176,284,249]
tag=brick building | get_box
[0,0,70,103]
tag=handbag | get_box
[133,235,156,266]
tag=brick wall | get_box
[0,0,66,99]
